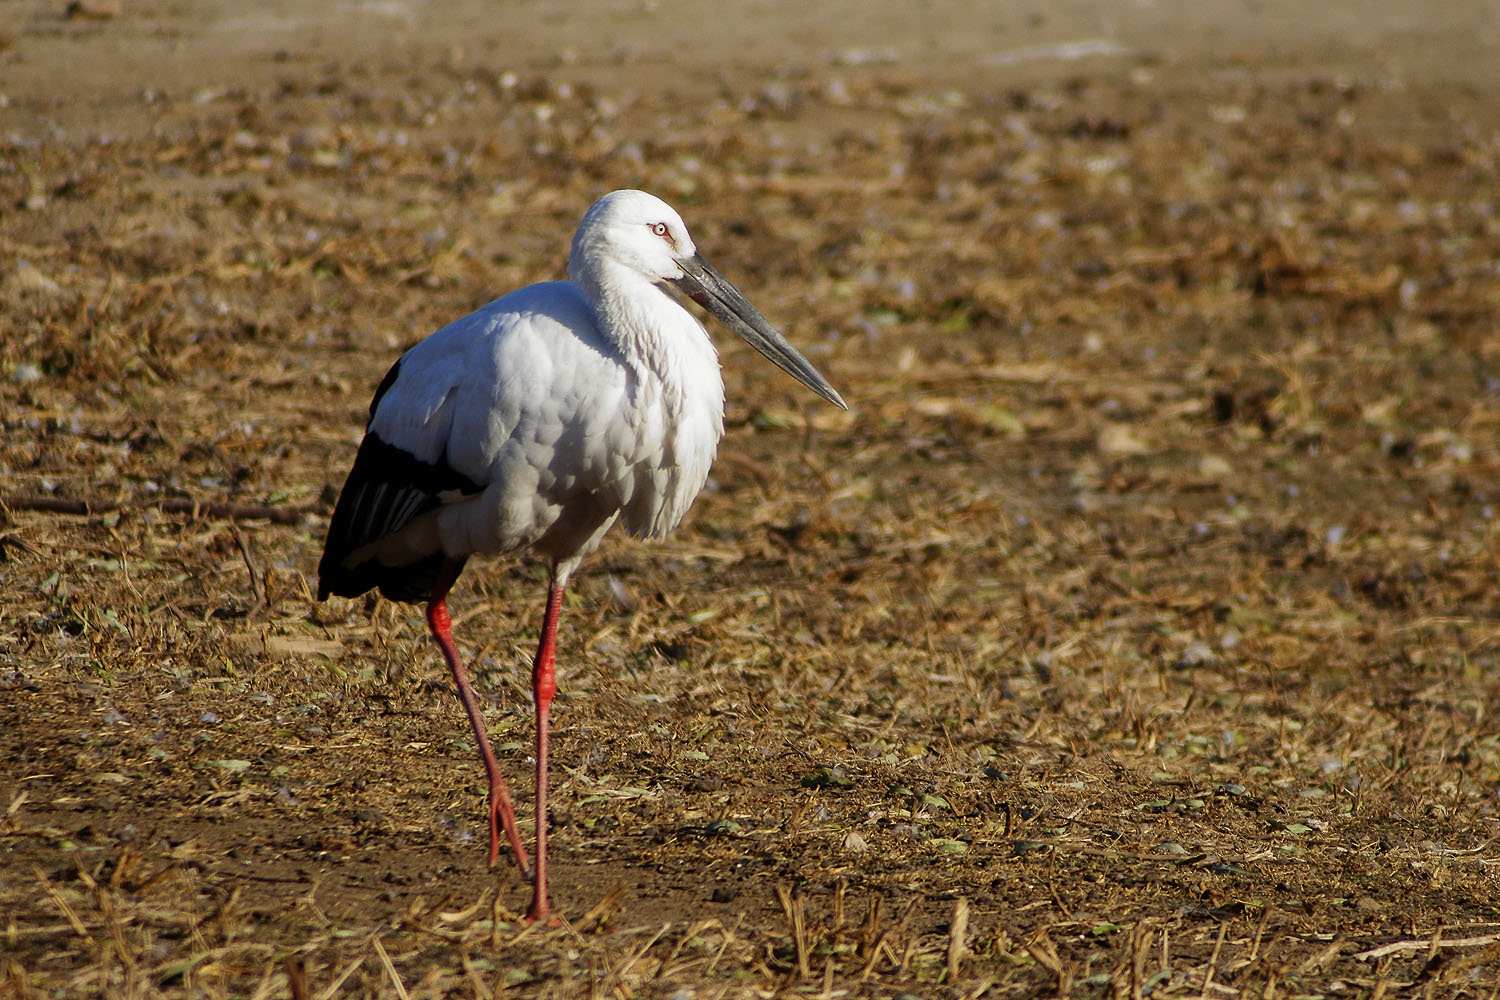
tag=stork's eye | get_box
[650,223,669,237]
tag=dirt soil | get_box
[4,1,1500,996]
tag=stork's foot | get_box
[488,799,532,880]
[524,901,559,926]
[487,846,533,882]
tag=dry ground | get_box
[4,1,1500,997]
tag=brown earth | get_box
[3,1,1500,996]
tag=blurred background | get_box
[4,1,1499,996]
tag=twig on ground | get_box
[946,897,970,982]
[1354,933,1500,961]
[775,884,811,981]
[3,494,317,524]
[371,937,411,1000]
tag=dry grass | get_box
[4,44,1500,999]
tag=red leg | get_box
[525,572,564,923]
[426,559,531,878]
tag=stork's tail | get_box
[317,431,479,604]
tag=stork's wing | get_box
[317,280,650,603]
[317,358,483,603]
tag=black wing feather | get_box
[317,360,482,603]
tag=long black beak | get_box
[674,253,847,410]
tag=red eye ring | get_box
[651,223,668,237]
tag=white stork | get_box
[317,189,845,921]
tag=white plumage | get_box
[317,189,844,922]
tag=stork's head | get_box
[570,189,698,286]
[569,189,846,410]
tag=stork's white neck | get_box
[575,259,714,387]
